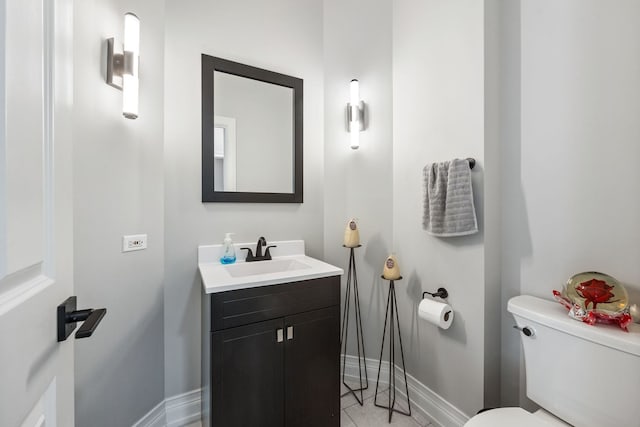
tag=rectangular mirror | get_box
[202,55,303,202]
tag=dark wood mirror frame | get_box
[201,55,303,203]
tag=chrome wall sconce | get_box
[106,13,140,119]
[346,79,366,149]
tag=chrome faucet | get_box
[241,237,277,262]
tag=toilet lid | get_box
[465,408,560,427]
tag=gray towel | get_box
[423,158,478,237]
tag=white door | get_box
[0,0,75,426]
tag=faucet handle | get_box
[240,247,254,261]
[264,245,277,260]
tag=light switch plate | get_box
[122,234,147,252]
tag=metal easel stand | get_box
[340,245,368,406]
[374,276,412,423]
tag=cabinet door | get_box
[285,306,340,427]
[212,318,284,427]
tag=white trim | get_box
[213,115,236,191]
[166,389,202,427]
[342,355,470,427]
[42,0,55,278]
[0,270,52,316]
[21,377,57,427]
[132,389,202,427]
[131,399,166,427]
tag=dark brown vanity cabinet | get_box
[205,276,341,427]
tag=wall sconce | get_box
[346,79,365,150]
[106,13,140,119]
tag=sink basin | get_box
[225,259,311,278]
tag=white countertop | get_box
[198,240,343,294]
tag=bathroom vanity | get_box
[199,241,343,427]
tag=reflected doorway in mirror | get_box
[213,115,237,192]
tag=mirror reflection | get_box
[213,72,294,193]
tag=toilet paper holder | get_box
[422,287,448,299]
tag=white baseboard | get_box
[342,355,470,427]
[134,356,469,427]
[132,389,202,427]
[166,389,202,427]
[132,399,167,427]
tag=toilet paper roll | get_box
[418,298,454,329]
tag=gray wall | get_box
[483,0,502,410]
[163,0,325,397]
[500,0,640,407]
[322,0,394,375]
[498,0,524,407]
[392,0,487,416]
[73,0,166,426]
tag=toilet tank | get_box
[508,295,640,427]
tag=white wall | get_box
[323,0,394,373]
[500,0,640,406]
[163,0,325,397]
[73,0,165,425]
[393,0,487,417]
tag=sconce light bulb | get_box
[349,79,360,149]
[124,13,140,55]
[122,13,140,119]
[350,128,360,149]
[123,75,139,119]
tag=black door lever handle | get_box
[57,296,107,341]
[75,308,106,339]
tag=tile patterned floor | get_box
[185,384,433,427]
[341,384,433,427]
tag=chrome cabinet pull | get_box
[287,326,294,340]
[277,328,284,343]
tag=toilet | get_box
[465,295,640,427]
